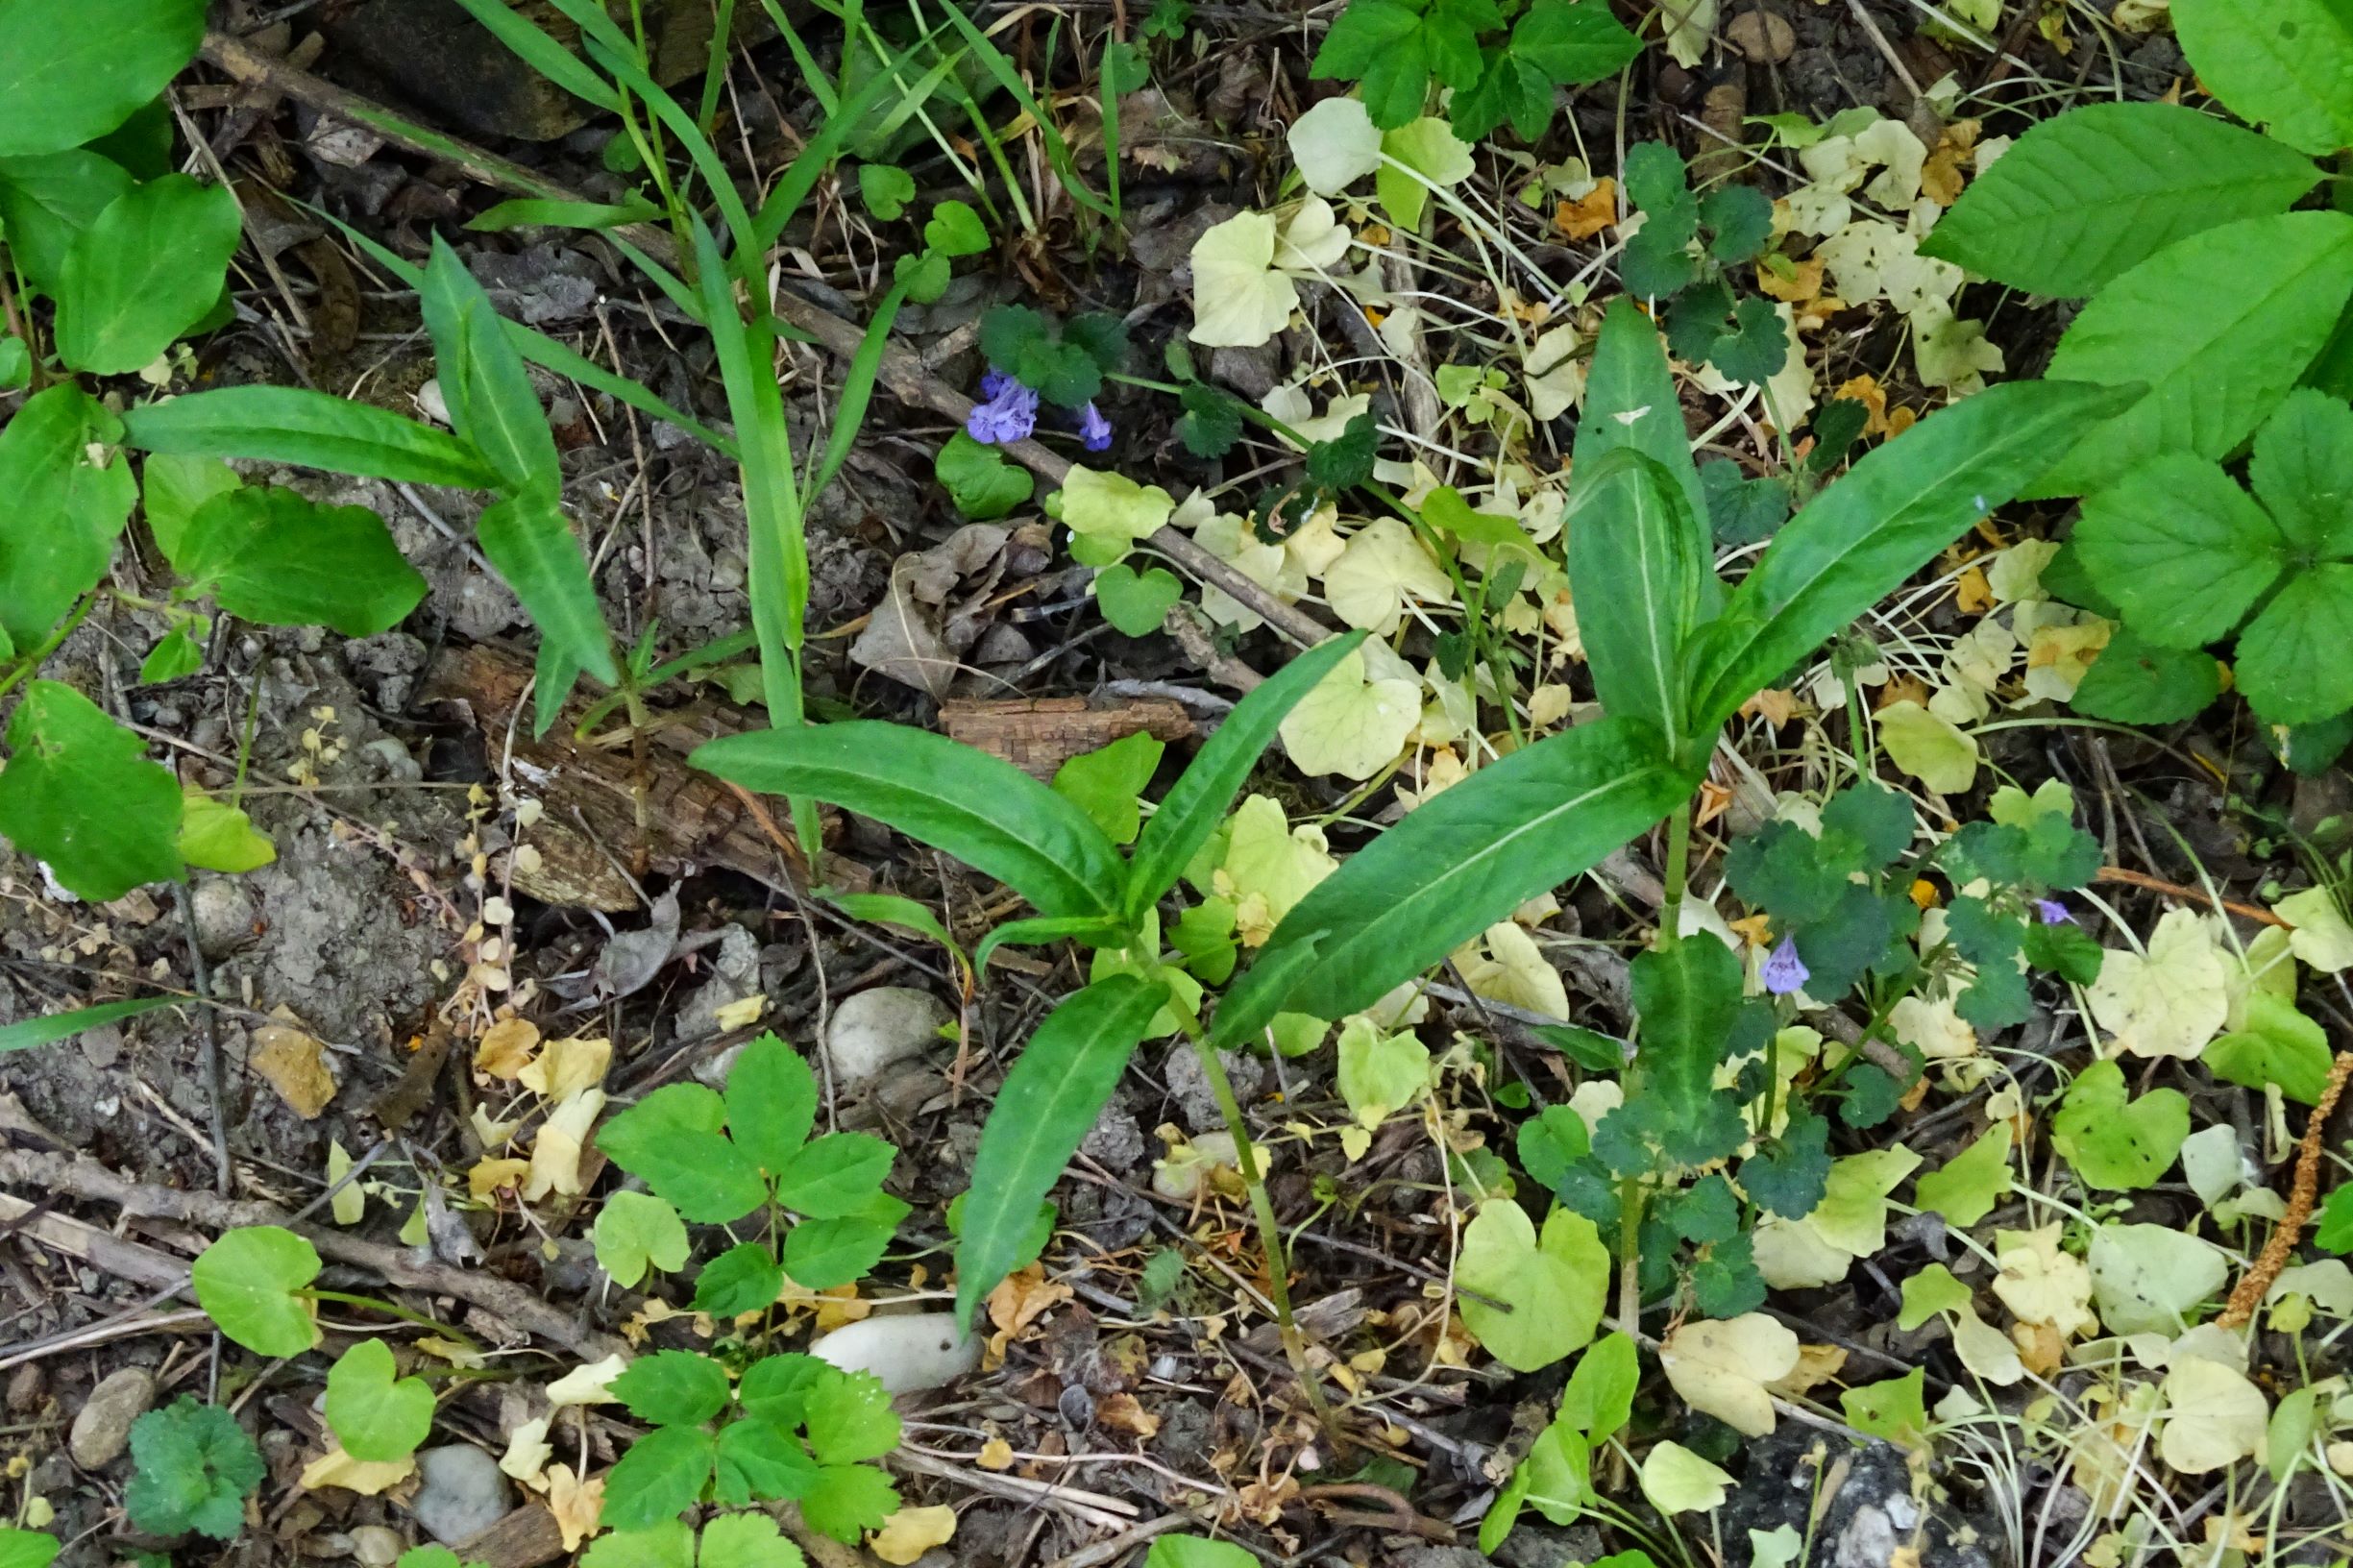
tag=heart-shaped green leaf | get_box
[323,1339,434,1462]
[191,1225,321,1356]
[1094,563,1182,635]
[2050,1060,2189,1190]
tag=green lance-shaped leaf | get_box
[1222,716,1697,1027]
[1686,378,2140,733]
[0,382,136,652]
[1564,449,1707,746]
[694,722,1132,922]
[0,0,205,158]
[475,492,619,688]
[954,973,1169,1330]
[1919,102,2323,298]
[0,995,176,1055]
[121,386,499,490]
[54,175,241,375]
[1123,631,1363,919]
[1573,297,1710,541]
[419,235,563,498]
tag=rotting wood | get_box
[420,640,869,909]
[941,695,1194,780]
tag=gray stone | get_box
[824,987,951,1087]
[410,1444,513,1545]
[68,1367,155,1468]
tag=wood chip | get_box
[941,696,1194,780]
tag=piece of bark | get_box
[455,1503,567,1568]
[940,696,1194,780]
[420,641,869,907]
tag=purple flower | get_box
[968,374,1039,445]
[1761,934,1810,996]
[2035,898,2073,925]
[1077,401,1114,453]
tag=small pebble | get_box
[349,1526,405,1567]
[811,1313,979,1395]
[823,988,951,1088]
[68,1367,155,1469]
[410,1444,513,1545]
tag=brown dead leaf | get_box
[1766,1343,1849,1397]
[986,1266,1073,1360]
[1555,178,1616,240]
[870,1505,958,1566]
[1694,779,1736,828]
[1728,913,1775,949]
[2012,1318,2067,1378]
[976,1437,1017,1471]
[547,1464,603,1551]
[1877,674,1930,710]
[1955,566,1995,615]
[1097,1392,1163,1438]
[1886,405,1918,438]
[474,1016,540,1080]
[1830,374,1891,436]
[470,1158,531,1199]
[252,1024,336,1117]
[519,1035,611,1101]
[1742,688,1804,726]
[300,1445,414,1495]
[1757,255,1825,306]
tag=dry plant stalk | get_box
[2219,1049,2353,1328]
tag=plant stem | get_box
[1166,990,1341,1441]
[1657,799,1694,948]
[1615,1178,1644,1338]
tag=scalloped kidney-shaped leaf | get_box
[191,1225,322,1356]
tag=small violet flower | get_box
[967,368,1038,445]
[2034,897,2073,925]
[1076,401,1114,453]
[1761,935,1810,996]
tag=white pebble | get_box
[810,1312,978,1395]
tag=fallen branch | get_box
[0,1148,628,1360]
[2096,866,2289,928]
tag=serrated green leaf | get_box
[772,1133,894,1219]
[797,1462,899,1543]
[2237,563,2353,724]
[612,1350,731,1429]
[2025,211,2353,499]
[600,1424,716,1531]
[1920,103,2322,297]
[2072,455,2283,649]
[782,1195,908,1288]
[723,1034,819,1174]
[2070,625,2223,723]
[710,1417,818,1506]
[2171,0,2353,157]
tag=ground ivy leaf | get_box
[1692,1234,1767,1317]
[2051,1060,2190,1189]
[125,1397,264,1540]
[1912,1123,2013,1227]
[1740,1109,1832,1219]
